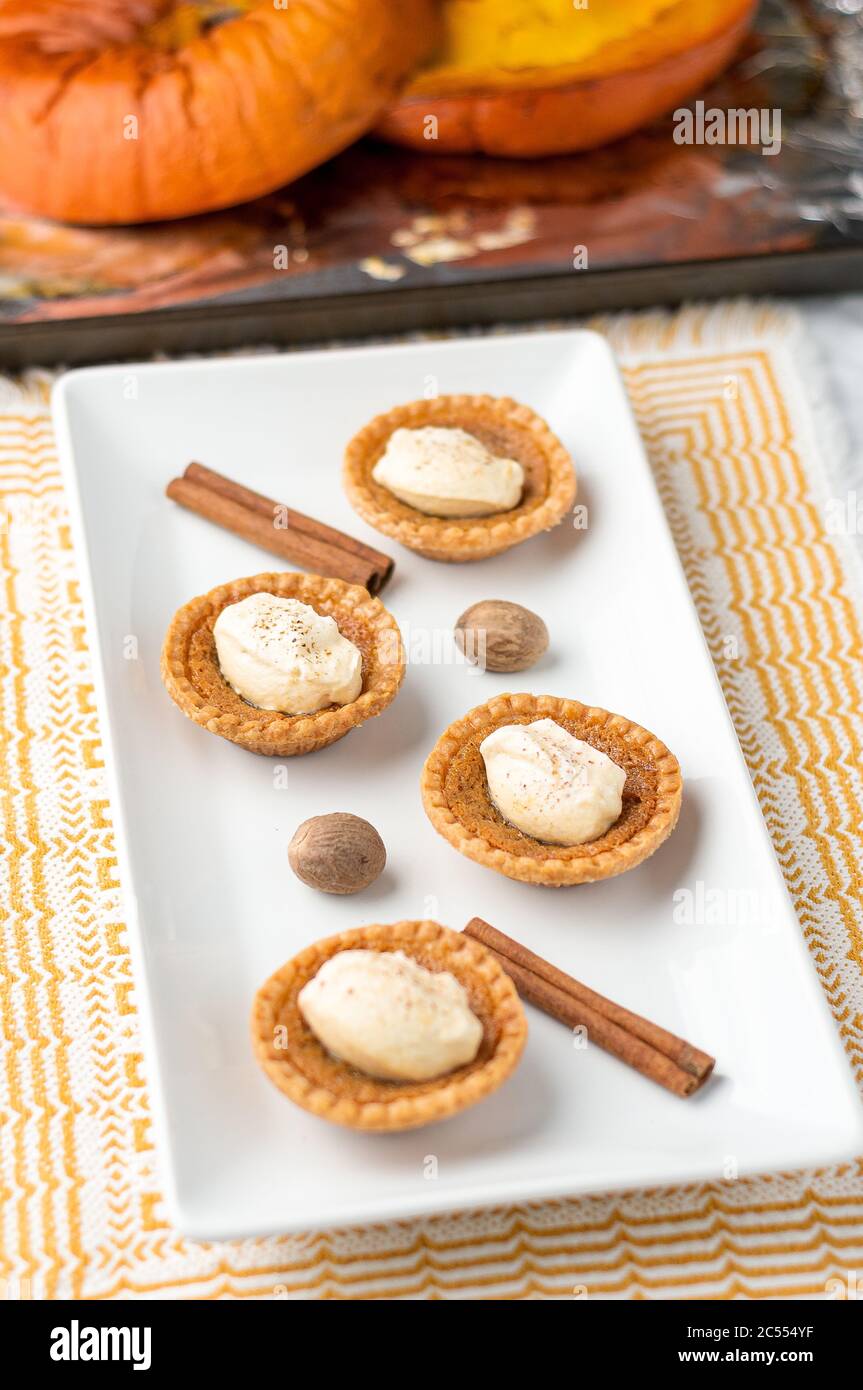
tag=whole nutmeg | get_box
[455,600,549,673]
[288,813,386,895]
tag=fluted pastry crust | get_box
[421,693,682,885]
[251,921,527,1131]
[161,571,404,756]
[343,394,576,561]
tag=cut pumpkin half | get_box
[376,0,757,157]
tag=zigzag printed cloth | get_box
[1,303,861,1299]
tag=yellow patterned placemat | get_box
[1,302,862,1300]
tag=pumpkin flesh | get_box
[377,0,758,156]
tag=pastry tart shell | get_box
[251,920,528,1131]
[160,571,404,757]
[343,394,576,561]
[421,693,682,886]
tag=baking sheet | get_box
[4,0,862,364]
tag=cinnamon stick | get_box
[184,463,394,582]
[166,465,394,595]
[465,917,715,1098]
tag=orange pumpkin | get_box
[0,0,438,224]
[377,0,757,157]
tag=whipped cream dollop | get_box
[213,593,362,715]
[480,718,626,846]
[298,949,483,1082]
[372,426,524,517]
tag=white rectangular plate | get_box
[53,332,862,1240]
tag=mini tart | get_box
[160,571,404,757]
[343,394,576,562]
[421,693,682,887]
[251,921,527,1131]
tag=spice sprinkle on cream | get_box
[480,718,625,845]
[213,592,362,715]
[372,425,524,517]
